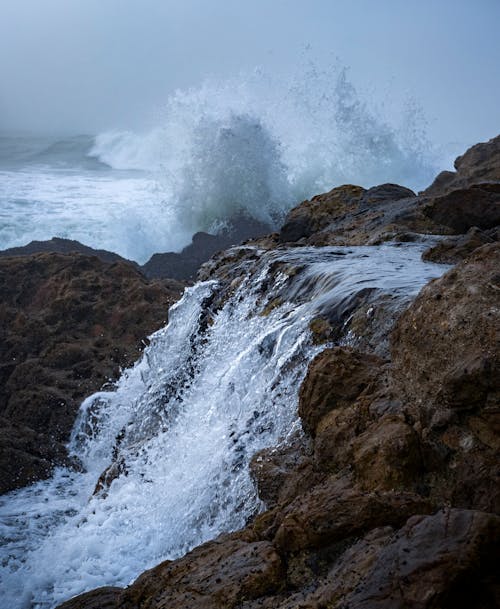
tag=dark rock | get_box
[0,253,184,493]
[424,134,500,196]
[142,215,272,280]
[359,183,415,206]
[422,226,497,264]
[0,237,138,267]
[272,477,432,553]
[422,183,500,233]
[56,587,122,609]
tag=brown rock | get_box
[352,415,422,491]
[339,509,500,609]
[118,534,284,609]
[56,587,122,609]
[422,226,497,264]
[272,476,432,553]
[298,347,384,436]
[249,434,321,508]
[0,253,184,493]
[392,243,500,414]
[279,185,365,242]
[424,134,500,196]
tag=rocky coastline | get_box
[1,135,499,608]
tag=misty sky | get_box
[1,0,499,148]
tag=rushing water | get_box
[0,243,448,609]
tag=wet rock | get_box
[337,509,500,609]
[422,226,497,264]
[272,477,432,553]
[56,587,122,609]
[391,243,500,512]
[392,243,500,414]
[249,434,322,508]
[118,534,284,609]
[0,253,184,493]
[422,183,500,233]
[298,347,384,436]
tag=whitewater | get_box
[0,67,443,263]
[0,242,448,609]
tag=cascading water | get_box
[0,244,448,609]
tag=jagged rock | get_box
[298,347,384,436]
[271,477,432,553]
[249,434,321,508]
[391,243,500,512]
[424,134,500,196]
[421,183,500,233]
[143,215,272,280]
[352,414,422,491]
[0,253,184,493]
[422,226,497,263]
[392,243,500,414]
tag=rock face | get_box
[0,253,184,494]
[45,134,500,609]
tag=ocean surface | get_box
[0,69,446,264]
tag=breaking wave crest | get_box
[89,65,437,238]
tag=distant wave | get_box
[1,64,442,262]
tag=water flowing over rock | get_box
[0,135,499,609]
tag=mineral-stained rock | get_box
[0,253,184,493]
[298,346,384,436]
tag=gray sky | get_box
[1,0,499,148]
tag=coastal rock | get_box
[421,183,500,233]
[278,185,365,242]
[391,243,500,512]
[422,226,498,264]
[0,237,138,267]
[119,534,284,609]
[424,134,500,196]
[0,253,184,493]
[298,347,384,436]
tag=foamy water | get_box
[1,66,444,263]
[0,244,448,609]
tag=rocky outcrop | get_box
[0,253,184,493]
[54,135,500,608]
[423,134,500,195]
